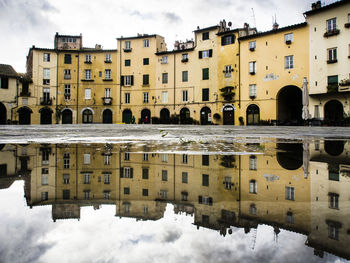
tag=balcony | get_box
[327,59,338,64]
[345,23,350,28]
[103,97,112,105]
[64,74,71,80]
[181,58,188,63]
[104,60,112,63]
[323,29,340,38]
[249,95,256,100]
[327,84,339,93]
[123,48,132,52]
[40,97,52,105]
[285,40,292,45]
[103,78,113,82]
[20,91,31,97]
[249,71,256,75]
[249,47,255,51]
[84,60,92,64]
[220,86,235,102]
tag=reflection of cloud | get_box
[162,229,181,243]
[163,12,182,24]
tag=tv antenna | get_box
[251,8,256,28]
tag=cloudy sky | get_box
[0,0,338,72]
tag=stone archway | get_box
[17,107,32,125]
[141,109,151,124]
[122,109,132,124]
[0,102,6,124]
[223,105,234,125]
[40,107,53,125]
[200,107,211,125]
[62,109,73,124]
[246,104,260,125]
[160,108,170,124]
[180,108,190,124]
[324,100,344,126]
[103,109,113,124]
[277,85,302,125]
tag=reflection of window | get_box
[182,172,188,183]
[160,190,168,199]
[161,154,168,162]
[181,191,188,201]
[249,156,257,170]
[224,177,232,190]
[83,153,90,164]
[63,153,70,169]
[143,153,149,161]
[249,180,257,194]
[63,174,70,184]
[285,186,295,200]
[199,196,213,205]
[327,220,341,240]
[202,174,209,186]
[63,190,70,200]
[83,173,90,184]
[329,193,339,209]
[84,190,90,200]
[42,174,49,185]
[124,187,130,195]
[142,168,149,179]
[123,203,130,213]
[202,155,209,166]
[286,211,294,224]
[104,155,111,165]
[41,192,48,201]
[104,174,110,184]
[182,154,188,164]
[162,170,168,181]
[124,152,130,160]
[328,164,339,181]
[142,189,148,196]
[104,191,110,200]
[249,204,257,215]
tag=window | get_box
[249,180,257,194]
[123,75,133,86]
[85,88,91,99]
[104,155,111,165]
[83,154,90,164]
[182,90,188,102]
[125,93,130,104]
[181,191,188,201]
[43,68,50,85]
[84,190,90,200]
[142,168,149,179]
[143,153,149,161]
[85,54,91,63]
[125,59,131,66]
[105,54,111,62]
[104,191,110,200]
[202,155,209,166]
[0,77,8,89]
[285,55,294,69]
[201,50,211,58]
[144,39,149,47]
[162,73,168,84]
[221,35,234,46]
[249,155,257,170]
[328,223,340,240]
[224,65,232,77]
[202,68,209,80]
[124,152,130,160]
[142,189,148,196]
[161,91,168,103]
[249,204,257,215]
[41,192,48,201]
[327,18,337,32]
[329,193,339,209]
[160,190,168,199]
[64,54,71,64]
[143,92,149,103]
[125,41,131,49]
[143,206,148,215]
[63,153,70,169]
[43,87,50,101]
[162,56,168,64]
[104,174,110,184]
[43,53,50,62]
[202,32,209,40]
[83,173,90,184]
[285,186,295,201]
[249,84,257,98]
[143,74,149,85]
[285,33,293,43]
[85,70,91,80]
[64,84,71,100]
[124,187,130,195]
[42,174,49,185]
[105,69,111,79]
[182,53,188,62]
[327,75,339,92]
[161,153,168,162]
[63,174,70,184]
[123,167,132,178]
[64,69,71,79]
[182,154,188,164]
[105,88,111,98]
[249,61,256,74]
[327,48,337,63]
[143,58,149,65]
[202,88,209,101]
[182,71,188,82]
[182,172,188,183]
[202,174,209,186]
[249,41,256,50]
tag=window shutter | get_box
[198,51,202,59]
[209,197,213,206]
[209,49,213,57]
[231,35,235,44]
[198,195,202,204]
[131,75,134,86]
[120,167,124,178]
[121,76,124,86]
[130,168,133,178]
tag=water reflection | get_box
[0,140,349,261]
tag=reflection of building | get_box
[0,144,18,189]
[2,141,350,260]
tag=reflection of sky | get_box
[0,182,344,263]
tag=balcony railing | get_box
[64,74,71,80]
[327,84,339,93]
[285,40,292,45]
[103,97,112,105]
[181,58,188,63]
[327,59,338,64]
[324,28,340,37]
[40,97,52,105]
[123,48,132,52]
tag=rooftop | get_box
[304,0,350,16]
[0,64,18,78]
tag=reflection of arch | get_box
[160,108,170,124]
[0,102,6,124]
[103,109,113,124]
[17,107,32,125]
[122,109,132,124]
[246,104,260,125]
[324,140,344,156]
[276,143,303,170]
[180,107,190,124]
[0,144,5,151]
[277,85,302,125]
[200,107,211,125]
[141,108,151,124]
[223,105,234,125]
[324,100,344,126]
[82,109,93,124]
[39,107,53,125]
[62,109,73,124]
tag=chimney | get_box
[312,1,322,10]
[273,22,279,30]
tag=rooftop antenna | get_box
[251,8,256,29]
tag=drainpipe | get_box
[238,40,241,109]
[119,40,122,110]
[76,53,79,124]
[56,51,59,124]
[173,53,176,111]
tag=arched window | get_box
[246,104,260,125]
[82,109,93,123]
[249,180,257,194]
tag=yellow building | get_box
[239,23,309,125]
